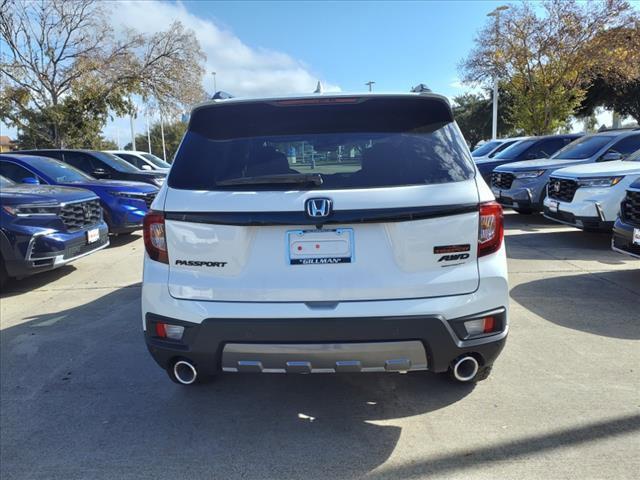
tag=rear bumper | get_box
[612,218,640,259]
[144,312,507,376]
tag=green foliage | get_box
[1,0,205,149]
[452,90,515,147]
[460,0,639,134]
[124,120,187,162]
[577,76,640,122]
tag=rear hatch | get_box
[163,94,481,302]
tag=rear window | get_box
[169,96,474,190]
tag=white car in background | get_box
[543,148,640,231]
[106,150,171,173]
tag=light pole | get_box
[487,5,509,140]
[212,71,217,93]
[129,113,136,151]
[365,81,375,92]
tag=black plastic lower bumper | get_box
[144,311,508,376]
[544,208,613,231]
[612,217,640,258]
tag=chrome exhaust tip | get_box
[452,356,479,382]
[173,360,198,385]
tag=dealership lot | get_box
[1,212,638,480]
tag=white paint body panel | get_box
[163,180,483,302]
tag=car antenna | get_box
[211,91,234,100]
[411,83,432,93]
[313,81,324,94]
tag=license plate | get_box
[86,228,100,244]
[633,228,640,246]
[548,200,559,213]
[287,228,353,265]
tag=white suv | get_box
[141,93,509,386]
[544,148,640,231]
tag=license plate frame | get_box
[548,200,559,213]
[287,228,354,265]
[86,228,100,244]
[633,228,640,246]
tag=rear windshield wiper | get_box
[216,173,324,187]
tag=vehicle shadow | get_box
[503,211,561,232]
[0,285,474,479]
[510,270,640,339]
[506,228,629,265]
[108,232,142,248]
[0,265,77,298]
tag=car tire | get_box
[0,256,8,290]
[102,208,113,234]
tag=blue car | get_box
[0,154,158,234]
[0,175,109,287]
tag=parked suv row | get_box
[491,129,640,214]
[477,134,581,189]
[0,154,158,235]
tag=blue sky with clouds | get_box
[4,0,630,147]
[99,0,509,146]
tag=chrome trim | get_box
[452,356,479,382]
[595,202,606,222]
[221,340,428,373]
[612,240,640,260]
[58,197,100,207]
[24,229,56,261]
[173,360,197,385]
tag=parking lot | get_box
[0,212,638,480]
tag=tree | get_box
[577,76,640,122]
[124,120,187,162]
[0,0,205,148]
[460,0,639,135]
[452,89,515,147]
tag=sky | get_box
[3,0,625,147]
[98,0,516,146]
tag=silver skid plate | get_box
[221,341,428,373]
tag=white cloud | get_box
[106,0,340,97]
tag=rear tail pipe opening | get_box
[172,359,198,385]
[451,355,480,383]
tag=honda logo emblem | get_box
[305,198,332,218]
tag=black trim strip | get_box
[164,203,478,226]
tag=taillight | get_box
[143,211,168,264]
[478,201,504,257]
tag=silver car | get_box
[491,129,640,214]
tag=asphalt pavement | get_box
[1,212,639,479]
